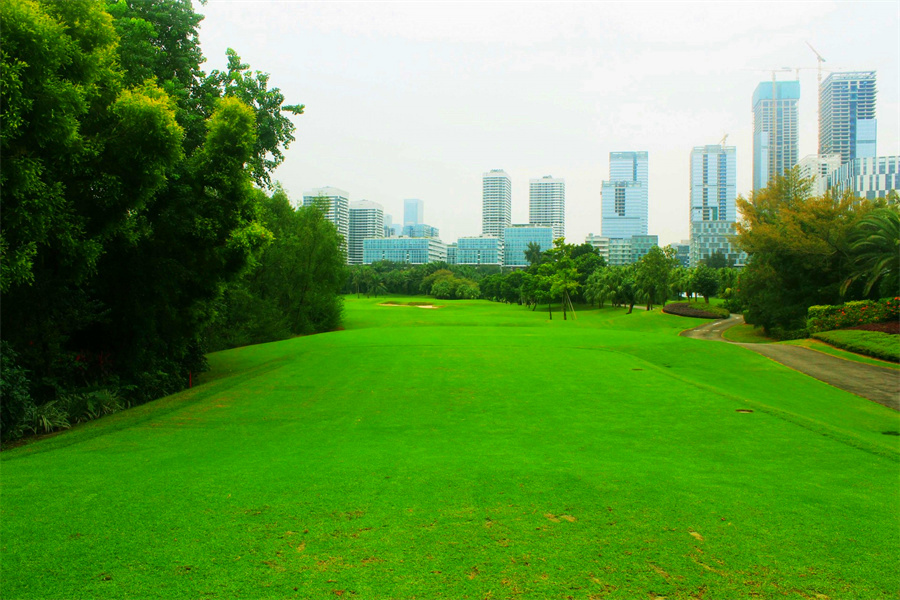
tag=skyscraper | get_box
[482,169,511,238]
[529,176,565,240]
[601,151,648,240]
[688,144,744,267]
[752,80,800,190]
[403,199,424,227]
[348,200,384,265]
[303,186,350,259]
[819,71,877,164]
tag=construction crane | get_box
[806,41,827,86]
[720,134,728,149]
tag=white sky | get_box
[197,1,900,246]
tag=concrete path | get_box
[681,315,900,411]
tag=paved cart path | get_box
[681,315,900,411]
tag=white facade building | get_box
[482,169,512,238]
[348,200,384,265]
[529,176,565,240]
[303,186,350,259]
[798,154,842,196]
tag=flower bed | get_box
[807,298,900,334]
[662,302,730,319]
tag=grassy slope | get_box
[2,297,898,599]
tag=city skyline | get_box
[198,2,899,246]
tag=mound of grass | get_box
[662,301,730,319]
[812,329,900,363]
[722,323,774,343]
[2,297,898,599]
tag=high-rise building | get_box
[819,71,877,164]
[689,145,744,267]
[828,156,900,200]
[601,151,649,240]
[303,186,350,259]
[528,176,565,240]
[798,154,842,196]
[752,80,800,190]
[383,213,395,238]
[690,145,736,223]
[482,169,512,238]
[348,200,384,265]
[403,199,424,227]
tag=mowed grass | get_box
[2,297,899,599]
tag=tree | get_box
[691,265,719,304]
[701,250,733,269]
[1,0,305,412]
[635,246,677,310]
[525,242,544,267]
[735,168,876,333]
[841,206,900,297]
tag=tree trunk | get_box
[548,302,552,320]
[627,302,634,314]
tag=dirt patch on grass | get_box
[379,302,440,309]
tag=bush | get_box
[1,342,33,441]
[812,330,900,363]
[807,297,900,334]
[662,302,730,319]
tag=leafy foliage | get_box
[734,168,880,334]
[807,298,900,334]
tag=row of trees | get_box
[1,0,345,440]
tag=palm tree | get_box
[842,207,900,297]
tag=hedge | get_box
[807,297,900,334]
[812,330,900,363]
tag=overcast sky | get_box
[197,1,899,246]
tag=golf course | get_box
[2,297,898,599]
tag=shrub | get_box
[812,330,900,363]
[662,302,730,319]
[807,297,900,334]
[1,342,33,441]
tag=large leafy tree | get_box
[1,0,305,407]
[735,168,877,334]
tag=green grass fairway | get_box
[3,297,898,599]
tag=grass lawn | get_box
[811,330,900,363]
[2,296,898,599]
[721,323,774,344]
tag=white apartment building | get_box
[529,175,565,240]
[348,200,385,265]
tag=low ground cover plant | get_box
[812,329,900,363]
[662,301,730,319]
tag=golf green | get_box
[2,297,898,599]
